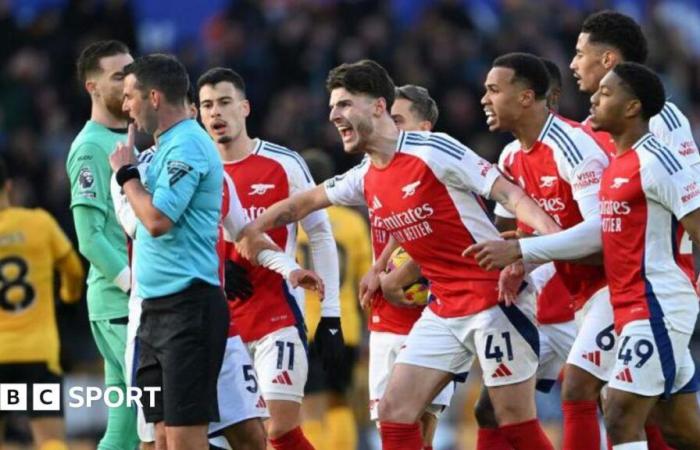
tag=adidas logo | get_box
[371,196,382,211]
[582,351,601,367]
[271,371,293,385]
[491,363,512,378]
[255,396,267,408]
[329,329,339,335]
[615,368,633,383]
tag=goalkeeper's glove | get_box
[224,260,254,300]
[314,316,345,370]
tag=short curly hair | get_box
[581,10,647,63]
[613,62,665,120]
[326,60,395,109]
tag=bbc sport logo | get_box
[0,384,160,411]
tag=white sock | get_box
[613,442,648,450]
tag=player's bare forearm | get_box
[385,258,422,289]
[249,185,332,233]
[490,176,560,235]
[374,235,400,272]
[122,179,173,236]
[379,273,406,305]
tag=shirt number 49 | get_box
[617,336,654,368]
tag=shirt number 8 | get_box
[0,256,35,312]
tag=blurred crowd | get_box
[2,0,700,446]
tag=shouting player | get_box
[472,11,700,450]
[197,67,342,450]
[237,59,562,450]
[369,84,456,450]
[0,158,84,450]
[472,54,584,449]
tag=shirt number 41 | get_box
[484,332,514,363]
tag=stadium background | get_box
[2,0,700,448]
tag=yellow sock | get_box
[324,407,357,450]
[301,418,324,449]
[39,439,69,450]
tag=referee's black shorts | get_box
[136,280,229,426]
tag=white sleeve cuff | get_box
[113,266,131,293]
[305,218,341,317]
[256,250,300,279]
[519,216,602,263]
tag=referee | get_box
[108,54,228,450]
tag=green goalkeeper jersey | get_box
[67,120,130,320]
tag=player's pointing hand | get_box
[462,239,522,271]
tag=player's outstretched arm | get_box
[463,176,561,270]
[237,185,332,260]
[489,176,561,236]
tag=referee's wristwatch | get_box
[116,164,140,187]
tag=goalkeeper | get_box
[66,40,139,450]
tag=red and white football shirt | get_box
[494,140,572,325]
[367,197,423,334]
[584,102,700,168]
[224,140,326,342]
[600,133,700,334]
[495,113,609,312]
[325,131,503,318]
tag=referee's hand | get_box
[314,317,345,371]
[110,123,137,171]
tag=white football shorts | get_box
[246,326,308,403]
[368,330,455,420]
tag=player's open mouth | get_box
[338,125,354,141]
[212,121,227,134]
[484,110,496,126]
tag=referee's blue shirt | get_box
[135,119,223,299]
